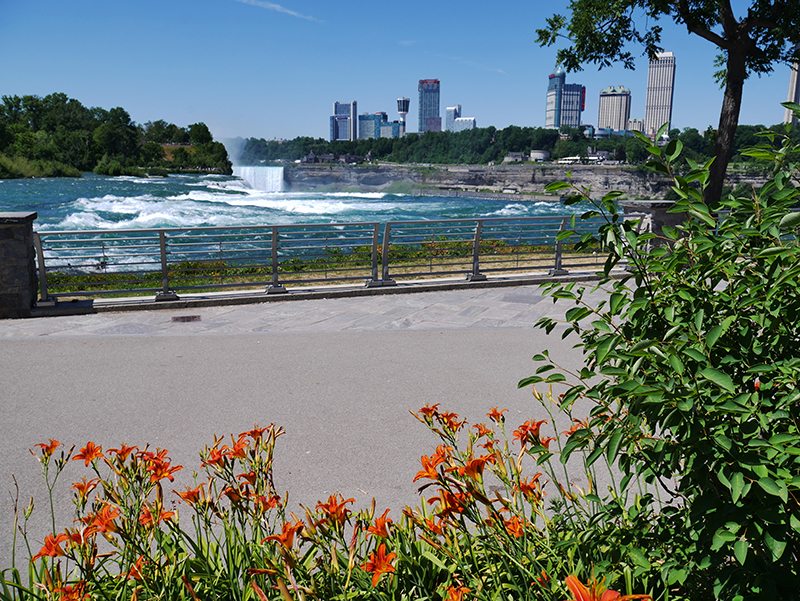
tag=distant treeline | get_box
[232,122,799,167]
[0,93,232,179]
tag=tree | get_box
[536,1,800,205]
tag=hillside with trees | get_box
[0,93,232,178]
[232,122,795,168]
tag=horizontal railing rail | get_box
[32,215,626,303]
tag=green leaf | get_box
[609,293,625,314]
[780,212,800,229]
[730,471,744,503]
[669,354,685,375]
[758,477,788,502]
[706,325,724,349]
[733,539,748,565]
[607,429,624,464]
[764,531,787,561]
[701,368,735,393]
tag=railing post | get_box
[155,230,179,301]
[548,218,570,276]
[364,223,381,285]
[33,232,55,307]
[365,222,396,287]
[266,225,287,294]
[466,220,487,282]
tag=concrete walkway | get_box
[0,280,610,563]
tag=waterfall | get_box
[233,165,285,192]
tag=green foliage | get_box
[0,93,232,177]
[526,106,800,599]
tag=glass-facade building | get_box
[545,67,584,129]
[330,101,357,141]
[418,79,441,133]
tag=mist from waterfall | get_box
[233,165,284,192]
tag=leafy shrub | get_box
[527,110,800,600]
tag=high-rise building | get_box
[358,112,388,140]
[445,105,461,131]
[598,86,631,131]
[628,118,645,132]
[785,44,800,126]
[644,51,676,136]
[418,79,441,133]
[545,67,585,128]
[330,101,357,142]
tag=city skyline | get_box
[1,0,796,142]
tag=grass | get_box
[41,242,603,300]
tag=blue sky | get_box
[1,0,795,142]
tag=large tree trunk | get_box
[706,47,748,207]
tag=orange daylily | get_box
[243,425,269,442]
[34,439,61,459]
[503,515,526,538]
[487,407,507,423]
[139,505,175,528]
[147,459,183,483]
[445,585,471,601]
[419,404,440,419]
[265,520,304,549]
[73,442,103,466]
[107,444,137,462]
[53,582,89,601]
[32,533,69,561]
[427,489,468,518]
[564,575,652,601]
[176,484,206,505]
[86,504,120,533]
[472,423,492,438]
[451,455,494,480]
[229,435,249,460]
[316,494,354,529]
[513,420,547,447]
[414,454,442,482]
[362,543,397,587]
[367,509,393,539]
[437,411,466,432]
[72,477,100,501]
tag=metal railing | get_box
[32,215,614,302]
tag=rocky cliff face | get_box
[283,163,767,199]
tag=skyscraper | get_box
[785,44,800,126]
[545,67,585,128]
[330,101,357,142]
[644,51,676,136]
[418,79,441,133]
[598,86,631,131]
[445,105,461,131]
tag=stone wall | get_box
[0,212,38,319]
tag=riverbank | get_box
[283,162,769,198]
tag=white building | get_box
[598,86,631,131]
[644,51,676,136]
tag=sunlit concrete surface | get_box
[0,283,611,564]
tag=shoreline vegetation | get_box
[0,93,233,180]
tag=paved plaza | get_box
[0,280,609,563]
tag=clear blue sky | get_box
[1,0,795,142]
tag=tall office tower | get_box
[330,101,357,142]
[785,44,800,126]
[397,97,410,132]
[546,67,585,128]
[445,105,462,131]
[598,86,632,130]
[644,51,676,136]
[418,79,441,133]
[545,67,566,128]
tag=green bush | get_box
[526,109,800,600]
